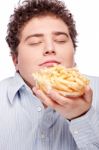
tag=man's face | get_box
[13,16,75,87]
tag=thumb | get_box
[83,85,93,103]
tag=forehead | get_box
[20,15,69,38]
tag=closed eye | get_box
[54,34,69,44]
[28,41,43,46]
[54,39,67,43]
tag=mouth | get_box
[39,60,60,67]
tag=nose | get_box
[43,39,56,56]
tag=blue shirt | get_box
[0,72,99,150]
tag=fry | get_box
[32,65,90,96]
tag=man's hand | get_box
[32,86,93,120]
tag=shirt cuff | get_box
[69,107,99,148]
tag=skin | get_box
[12,15,92,120]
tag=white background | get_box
[0,0,99,81]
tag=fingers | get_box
[32,87,59,108]
[45,89,73,106]
[32,86,72,108]
[32,86,92,120]
[32,85,93,108]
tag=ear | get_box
[11,52,19,71]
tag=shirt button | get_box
[41,133,46,139]
[73,130,78,134]
[37,106,42,112]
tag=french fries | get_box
[32,65,90,96]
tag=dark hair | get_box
[6,0,77,53]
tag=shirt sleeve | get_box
[69,106,99,150]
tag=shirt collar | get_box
[7,72,28,104]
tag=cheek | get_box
[16,53,36,86]
[66,51,74,61]
[62,49,75,67]
[16,52,33,73]
[16,51,40,74]
[18,54,28,67]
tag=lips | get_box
[39,60,60,67]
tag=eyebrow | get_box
[24,31,69,41]
[53,32,69,38]
[24,34,43,41]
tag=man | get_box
[0,0,99,149]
